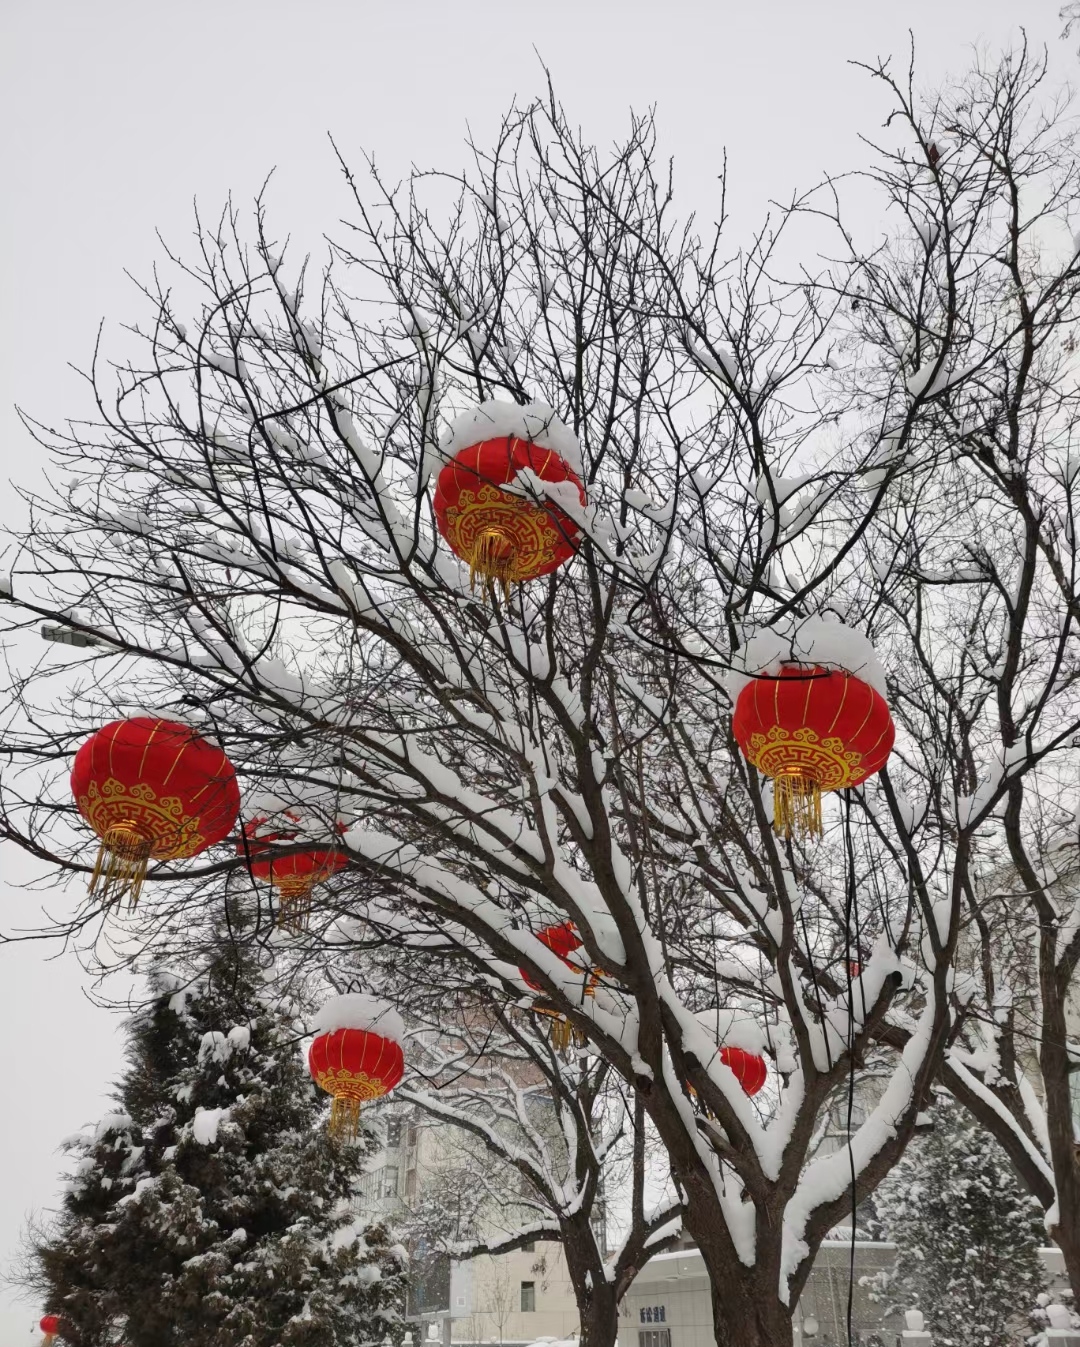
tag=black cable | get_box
[842,790,859,1347]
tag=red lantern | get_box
[40,1317,61,1346]
[241,812,348,932]
[518,921,598,1053]
[71,718,240,906]
[518,921,584,991]
[433,437,585,599]
[732,665,894,835]
[309,998,405,1140]
[719,1046,768,1097]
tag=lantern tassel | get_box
[89,824,153,908]
[549,1016,573,1054]
[534,1011,586,1057]
[469,527,515,603]
[275,876,316,934]
[773,773,822,837]
[329,1096,363,1141]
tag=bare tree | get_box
[2,46,1079,1347]
[802,44,1080,1303]
[394,994,681,1347]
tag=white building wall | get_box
[617,1244,1071,1347]
[448,1241,580,1346]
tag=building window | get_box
[386,1118,402,1146]
[520,1281,536,1312]
[639,1332,670,1347]
[381,1166,399,1198]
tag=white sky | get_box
[0,0,1068,1339]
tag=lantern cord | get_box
[89,825,153,908]
[772,772,822,837]
[329,1096,363,1142]
[469,527,515,602]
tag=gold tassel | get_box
[275,877,315,934]
[469,527,515,603]
[773,773,823,837]
[329,1095,362,1141]
[549,1016,573,1054]
[89,823,153,908]
[535,1011,587,1056]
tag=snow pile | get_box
[313,993,405,1045]
[753,472,811,507]
[694,1007,768,1055]
[93,1112,134,1141]
[227,1024,251,1051]
[428,399,583,480]
[192,1107,229,1145]
[726,616,888,701]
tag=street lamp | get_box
[40,624,109,648]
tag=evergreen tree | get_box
[870,1095,1045,1346]
[29,938,406,1347]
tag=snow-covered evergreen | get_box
[30,938,406,1347]
[870,1095,1045,1347]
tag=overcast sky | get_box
[0,0,1070,1338]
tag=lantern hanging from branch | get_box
[308,994,405,1141]
[241,811,348,933]
[70,718,241,906]
[718,1046,768,1097]
[732,663,894,837]
[40,1317,62,1347]
[518,920,598,1054]
[432,405,586,600]
[689,1010,769,1106]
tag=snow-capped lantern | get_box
[691,1009,768,1102]
[729,619,894,836]
[39,1316,62,1346]
[308,995,405,1140]
[518,920,598,1054]
[241,811,348,933]
[718,1046,767,1097]
[71,718,241,906]
[432,401,586,601]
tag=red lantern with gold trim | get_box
[433,437,585,600]
[71,718,240,906]
[308,995,405,1140]
[518,921,597,1053]
[40,1317,62,1347]
[719,1046,768,1097]
[732,665,894,836]
[242,812,348,933]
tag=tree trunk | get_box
[578,1281,619,1347]
[681,1196,793,1347]
[705,1274,793,1347]
[1042,976,1080,1308]
[561,1217,619,1347]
